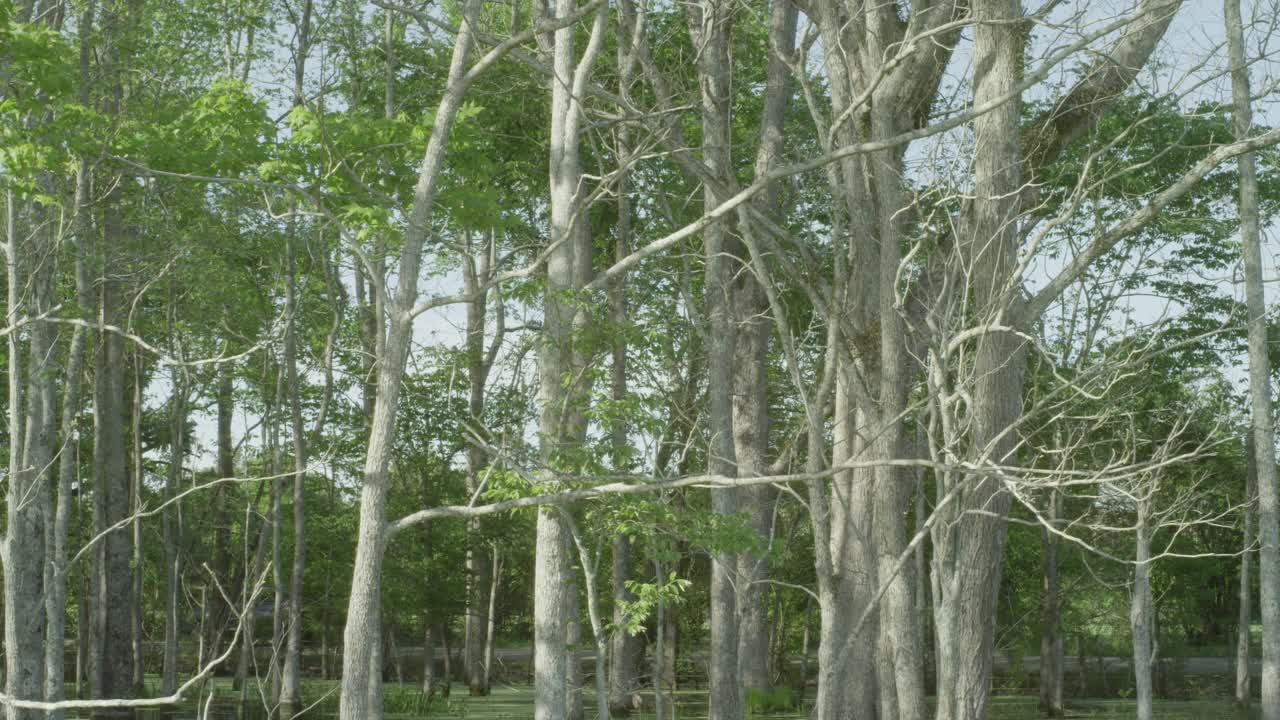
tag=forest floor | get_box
[121,680,1256,719]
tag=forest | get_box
[4,0,1280,719]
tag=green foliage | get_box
[616,572,691,636]
[0,3,79,196]
[744,686,798,715]
[161,78,272,173]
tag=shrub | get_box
[745,686,796,714]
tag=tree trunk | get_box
[93,198,135,717]
[1227,2,1279,717]
[1240,435,1257,706]
[440,623,454,695]
[77,545,88,700]
[663,593,677,693]
[269,380,285,703]
[162,363,186,696]
[421,465,436,696]
[279,0,313,702]
[237,472,274,702]
[869,91,926,720]
[606,46,644,705]
[421,473,436,697]
[485,547,501,689]
[935,3,1024,719]
[388,625,404,684]
[281,236,309,710]
[685,2,740,717]
[45,108,95,719]
[88,0,139,709]
[423,624,436,695]
[130,351,144,695]
[798,596,811,705]
[813,379,877,720]
[914,443,931,693]
[733,278,772,696]
[76,457,89,700]
[1132,502,1154,720]
[1040,489,1065,717]
[463,477,491,698]
[608,535,643,714]
[566,517,609,720]
[536,511,572,720]
[652,553,665,720]
[208,364,234,660]
[464,231,493,698]
[734,0,796,692]
[5,194,51,720]
[534,1,605,718]
[337,0,482,715]
[26,218,56,716]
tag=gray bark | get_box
[162,288,187,697]
[733,192,774,692]
[1040,489,1064,717]
[733,244,773,698]
[423,624,436,695]
[485,547,501,689]
[4,195,50,720]
[283,297,311,707]
[1240,435,1257,706]
[799,2,962,715]
[934,5,1024,720]
[1132,502,1154,720]
[534,1,606,719]
[869,102,925,720]
[734,6,797,694]
[653,554,665,720]
[337,0,483,715]
[568,567,584,720]
[44,74,95,716]
[236,474,272,702]
[566,515,609,720]
[208,365,234,659]
[814,375,876,720]
[269,378,285,703]
[608,534,643,713]
[422,475,436,697]
[162,361,186,696]
[1227,1,1280,717]
[930,2,1182,717]
[279,0,313,702]
[463,231,497,698]
[914,443,930,692]
[684,1,741,716]
[77,505,88,699]
[441,623,454,692]
[607,13,644,707]
[663,587,678,693]
[28,215,56,717]
[130,351,143,695]
[89,5,138,712]
[535,510,571,720]
[93,197,135,717]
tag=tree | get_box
[1227,1,1279,718]
[335,0,492,714]
[532,0,607,717]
